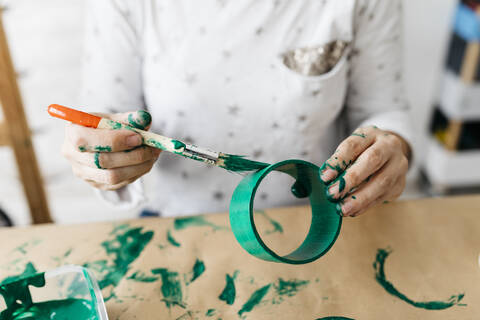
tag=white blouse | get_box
[81,0,412,217]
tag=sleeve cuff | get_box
[94,179,146,210]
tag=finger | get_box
[66,123,143,152]
[326,142,390,200]
[107,110,152,130]
[64,144,161,169]
[336,161,405,217]
[320,126,378,183]
[72,159,156,185]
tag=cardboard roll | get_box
[229,159,341,264]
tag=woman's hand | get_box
[320,126,410,217]
[62,110,161,190]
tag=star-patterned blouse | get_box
[82,0,413,217]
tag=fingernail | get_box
[328,183,339,198]
[126,135,142,147]
[320,169,337,183]
[335,203,343,217]
[342,202,353,215]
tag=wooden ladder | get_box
[0,11,52,224]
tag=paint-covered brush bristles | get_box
[218,154,269,172]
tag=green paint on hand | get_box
[255,211,283,235]
[205,308,216,316]
[238,284,271,316]
[373,248,466,310]
[151,268,186,309]
[94,152,103,169]
[174,216,227,231]
[127,271,159,283]
[219,272,237,305]
[351,132,366,138]
[272,278,309,304]
[172,140,186,150]
[94,145,112,152]
[128,110,151,130]
[84,225,154,291]
[167,230,181,247]
[78,146,87,152]
[351,196,356,199]
[383,200,389,204]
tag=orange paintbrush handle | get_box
[47,104,102,128]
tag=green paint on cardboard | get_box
[127,271,159,283]
[174,216,227,231]
[205,308,216,316]
[255,211,283,235]
[151,268,186,309]
[351,132,366,138]
[316,317,355,320]
[167,230,181,247]
[272,278,309,304]
[94,145,112,152]
[188,259,205,284]
[373,248,465,310]
[238,284,271,316]
[94,152,103,169]
[172,140,186,150]
[219,271,238,305]
[84,225,153,291]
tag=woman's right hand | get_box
[62,110,161,190]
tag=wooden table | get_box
[1,195,479,319]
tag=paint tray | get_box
[0,265,108,319]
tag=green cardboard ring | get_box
[229,159,342,264]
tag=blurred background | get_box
[0,0,478,226]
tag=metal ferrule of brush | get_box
[183,144,219,165]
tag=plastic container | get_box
[0,265,108,320]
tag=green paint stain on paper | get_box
[219,271,238,305]
[94,145,112,152]
[84,225,153,291]
[189,259,205,284]
[205,308,216,316]
[172,140,186,150]
[127,271,159,283]
[238,284,271,316]
[255,211,283,235]
[151,268,186,309]
[272,278,309,304]
[174,216,227,231]
[373,248,465,310]
[167,230,181,247]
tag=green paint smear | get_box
[272,278,309,304]
[316,317,355,320]
[94,152,103,169]
[205,308,216,316]
[174,216,227,231]
[167,230,181,247]
[151,268,186,309]
[146,138,166,151]
[373,248,465,310]
[218,272,238,305]
[84,226,154,291]
[127,271,159,283]
[188,259,205,284]
[0,263,97,320]
[351,132,366,138]
[128,111,151,130]
[94,145,112,152]
[255,211,283,235]
[219,154,269,172]
[78,146,86,152]
[238,284,271,316]
[172,140,186,150]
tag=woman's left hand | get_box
[319,126,410,217]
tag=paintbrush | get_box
[47,104,269,172]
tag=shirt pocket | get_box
[273,41,350,130]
